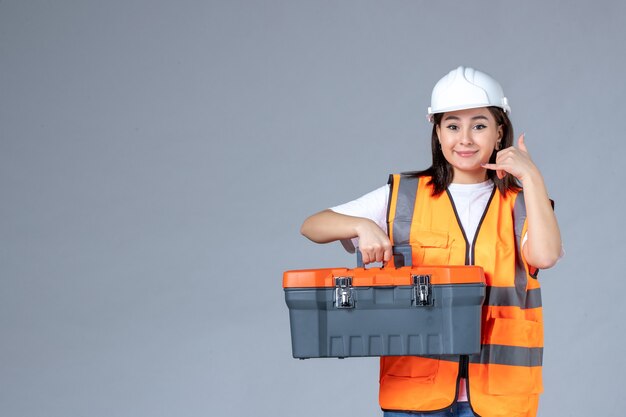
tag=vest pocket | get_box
[411,230,451,265]
[381,356,440,381]
[481,318,543,395]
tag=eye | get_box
[473,124,487,130]
[445,124,458,131]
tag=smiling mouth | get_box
[455,150,478,157]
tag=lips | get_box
[455,150,478,158]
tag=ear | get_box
[436,124,441,141]
[493,125,502,150]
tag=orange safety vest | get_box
[380,174,543,417]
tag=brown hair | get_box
[405,106,521,196]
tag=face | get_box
[435,107,503,184]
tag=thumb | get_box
[518,133,528,152]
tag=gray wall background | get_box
[1,1,625,416]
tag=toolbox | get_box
[283,247,486,359]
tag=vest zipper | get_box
[446,186,495,417]
[460,355,468,378]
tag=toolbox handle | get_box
[356,245,412,268]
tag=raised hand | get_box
[482,134,538,183]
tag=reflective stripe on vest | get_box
[470,345,543,367]
[387,174,419,246]
[379,174,543,417]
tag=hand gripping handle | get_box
[356,245,412,268]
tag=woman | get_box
[300,66,562,417]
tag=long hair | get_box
[405,106,521,196]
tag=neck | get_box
[451,169,488,184]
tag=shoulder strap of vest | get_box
[386,174,420,246]
[512,190,539,278]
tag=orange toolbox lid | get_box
[283,265,485,288]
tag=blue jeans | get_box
[384,402,476,417]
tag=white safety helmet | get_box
[427,66,510,122]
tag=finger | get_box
[375,248,384,263]
[483,162,508,179]
[495,150,523,168]
[496,152,513,165]
[481,163,499,170]
[383,246,393,262]
[518,133,527,153]
[361,250,371,265]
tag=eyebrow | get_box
[443,115,490,121]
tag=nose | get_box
[460,127,474,145]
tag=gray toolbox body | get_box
[283,249,486,359]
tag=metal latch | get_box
[412,274,433,307]
[334,276,355,309]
